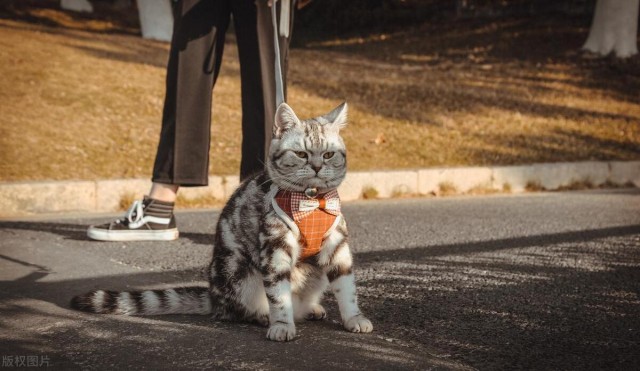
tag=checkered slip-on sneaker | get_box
[87,197,179,241]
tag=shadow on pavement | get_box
[1,221,639,369]
[0,264,450,370]
[355,225,640,369]
[357,224,640,260]
[0,222,452,369]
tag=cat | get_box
[71,102,373,341]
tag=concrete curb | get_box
[1,161,638,217]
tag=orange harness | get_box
[272,189,341,260]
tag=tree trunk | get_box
[582,0,639,58]
[136,0,174,42]
[60,0,93,13]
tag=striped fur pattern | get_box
[71,102,373,341]
[70,287,211,315]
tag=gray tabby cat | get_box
[72,102,373,341]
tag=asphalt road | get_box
[1,189,639,370]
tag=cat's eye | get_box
[323,152,335,159]
[294,151,308,158]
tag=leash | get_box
[271,1,320,198]
[270,0,290,107]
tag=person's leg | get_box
[153,0,231,187]
[88,0,231,241]
[232,0,266,180]
[256,0,295,158]
[149,183,180,203]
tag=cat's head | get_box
[267,102,348,193]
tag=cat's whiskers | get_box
[280,176,306,192]
[258,170,298,188]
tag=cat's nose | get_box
[311,165,322,174]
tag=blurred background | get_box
[0,0,638,184]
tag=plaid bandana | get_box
[274,189,341,260]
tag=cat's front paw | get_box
[305,304,327,321]
[344,314,373,333]
[266,322,296,342]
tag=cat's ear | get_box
[324,102,348,131]
[273,103,301,138]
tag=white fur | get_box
[331,273,371,332]
[330,273,360,321]
[271,248,293,274]
[292,271,328,320]
[266,278,296,341]
[116,292,135,315]
[318,228,351,266]
[237,271,269,316]
[165,289,182,313]
[332,241,352,267]
[267,280,294,323]
[93,290,106,313]
[142,290,161,315]
[344,314,373,333]
[266,322,296,342]
[273,103,302,137]
[325,102,348,130]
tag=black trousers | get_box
[152,0,292,185]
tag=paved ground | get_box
[1,189,639,370]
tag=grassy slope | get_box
[0,5,639,182]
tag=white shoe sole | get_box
[87,227,179,241]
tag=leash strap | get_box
[271,0,288,106]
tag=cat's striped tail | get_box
[70,287,211,315]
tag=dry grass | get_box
[175,194,223,210]
[556,179,594,191]
[466,184,502,195]
[390,185,413,198]
[361,186,380,200]
[525,181,545,192]
[118,192,137,211]
[0,3,639,183]
[438,181,458,196]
